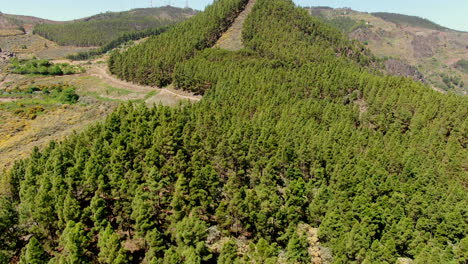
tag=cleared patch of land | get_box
[214,0,256,51]
[0,103,114,168]
[0,34,93,59]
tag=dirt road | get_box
[88,64,201,102]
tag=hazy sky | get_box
[1,0,467,31]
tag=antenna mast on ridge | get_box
[150,0,153,7]
[185,0,189,8]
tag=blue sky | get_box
[1,0,467,31]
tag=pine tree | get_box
[19,237,48,264]
[97,224,121,264]
[53,221,90,264]
[218,240,238,264]
[286,232,310,263]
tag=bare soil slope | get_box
[214,0,256,51]
[0,34,93,59]
[0,12,59,36]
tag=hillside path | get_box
[50,60,202,103]
[89,65,202,102]
[214,0,256,51]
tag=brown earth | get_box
[0,12,60,36]
[214,0,256,51]
[297,223,333,264]
[0,98,18,103]
[411,35,435,58]
[84,62,201,103]
[0,33,94,60]
[0,104,114,169]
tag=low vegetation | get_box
[440,73,464,90]
[306,9,370,34]
[33,7,195,46]
[306,7,468,94]
[455,59,468,74]
[9,58,84,75]
[0,83,80,119]
[325,17,370,33]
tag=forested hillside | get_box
[1,0,467,263]
[109,0,250,87]
[305,7,468,94]
[33,6,196,46]
[66,26,170,61]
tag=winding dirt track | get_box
[90,66,201,102]
[52,60,202,103]
[79,0,259,100]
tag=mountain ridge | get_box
[33,6,198,46]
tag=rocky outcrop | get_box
[411,34,439,58]
[297,223,333,264]
[0,48,16,62]
[384,59,425,82]
[349,27,381,42]
[396,257,414,264]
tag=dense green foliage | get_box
[9,58,83,75]
[241,1,373,67]
[66,26,170,61]
[33,7,194,46]
[109,0,250,87]
[372,12,448,31]
[1,0,467,263]
[20,84,80,104]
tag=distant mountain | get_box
[0,12,58,36]
[371,12,449,31]
[79,6,196,22]
[306,7,468,95]
[33,6,197,47]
